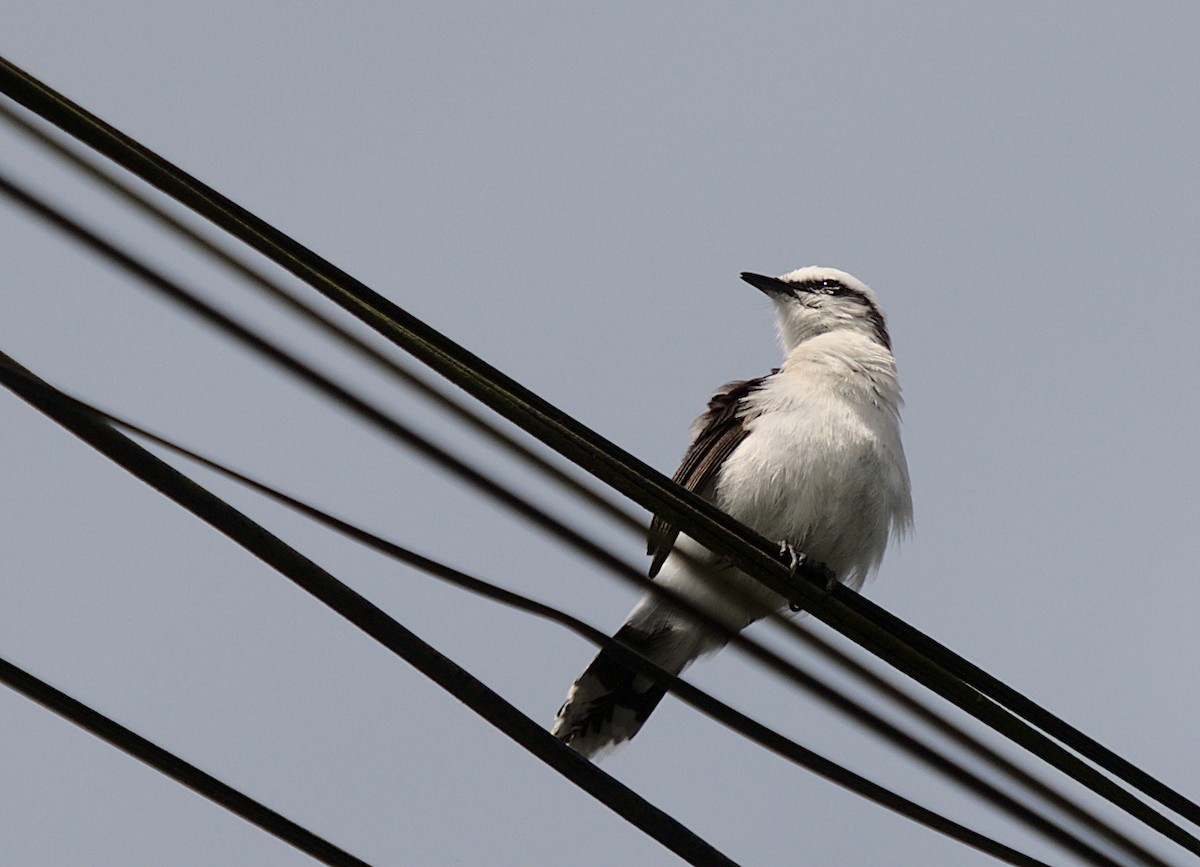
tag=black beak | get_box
[740,272,794,297]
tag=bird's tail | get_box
[551,605,716,758]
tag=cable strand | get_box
[0,656,374,867]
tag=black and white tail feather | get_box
[552,266,912,758]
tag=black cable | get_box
[0,182,1137,867]
[0,101,1173,865]
[0,57,1193,837]
[0,102,1167,864]
[0,657,373,866]
[0,355,739,867]
[0,361,1055,867]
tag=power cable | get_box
[0,57,1193,837]
[0,655,374,867]
[0,353,739,867]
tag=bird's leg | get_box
[778,541,808,612]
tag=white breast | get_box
[713,334,911,590]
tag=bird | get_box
[551,266,912,758]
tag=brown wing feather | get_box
[646,373,773,577]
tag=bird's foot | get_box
[777,542,837,611]
[814,562,838,593]
[779,540,805,575]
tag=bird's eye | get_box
[786,277,853,298]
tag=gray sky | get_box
[2,4,1198,865]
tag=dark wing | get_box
[646,373,774,577]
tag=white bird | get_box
[552,266,912,758]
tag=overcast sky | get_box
[2,4,1199,865]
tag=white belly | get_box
[713,399,907,590]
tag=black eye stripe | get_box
[791,278,852,297]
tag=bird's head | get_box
[740,266,890,353]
